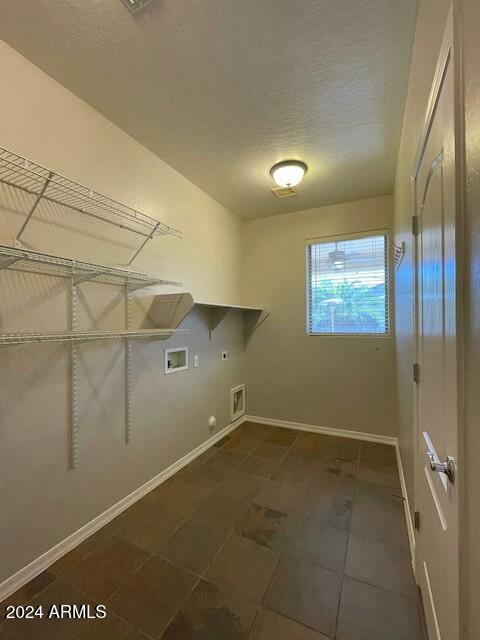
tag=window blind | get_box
[307,234,389,335]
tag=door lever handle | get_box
[426,452,455,484]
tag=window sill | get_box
[307,332,392,339]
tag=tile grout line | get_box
[200,527,237,579]
[246,607,262,639]
[259,603,335,638]
[334,530,352,639]
[256,429,301,480]
[153,572,201,640]
[240,540,283,638]
[340,571,420,602]
[260,550,281,607]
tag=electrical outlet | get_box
[194,355,199,368]
[221,351,228,361]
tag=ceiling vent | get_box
[271,186,297,199]
[121,0,155,14]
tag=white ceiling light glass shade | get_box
[270,160,308,188]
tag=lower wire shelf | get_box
[0,328,189,347]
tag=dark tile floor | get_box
[1,422,425,639]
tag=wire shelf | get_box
[0,329,189,347]
[0,146,182,244]
[0,244,181,290]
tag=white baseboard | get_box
[0,417,245,604]
[395,443,416,574]
[244,414,398,446]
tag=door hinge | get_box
[412,215,419,236]
[414,510,421,531]
[413,363,420,384]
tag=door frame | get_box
[410,2,465,635]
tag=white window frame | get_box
[306,230,391,337]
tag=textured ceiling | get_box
[0,0,417,219]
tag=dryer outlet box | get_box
[231,384,246,421]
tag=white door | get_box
[414,9,460,640]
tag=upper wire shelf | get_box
[0,147,182,263]
[0,329,189,347]
[0,244,181,291]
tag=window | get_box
[307,233,389,335]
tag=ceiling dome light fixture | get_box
[270,160,308,188]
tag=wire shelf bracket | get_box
[391,240,406,270]
[0,242,185,467]
[125,283,133,444]
[0,147,182,264]
[152,293,270,339]
[16,171,53,244]
[70,274,79,469]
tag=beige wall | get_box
[392,0,450,516]
[242,195,398,436]
[0,42,246,585]
[0,40,243,303]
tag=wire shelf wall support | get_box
[390,240,406,270]
[125,284,133,444]
[127,221,160,266]
[70,275,79,469]
[0,256,21,271]
[72,271,101,286]
[15,170,53,244]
